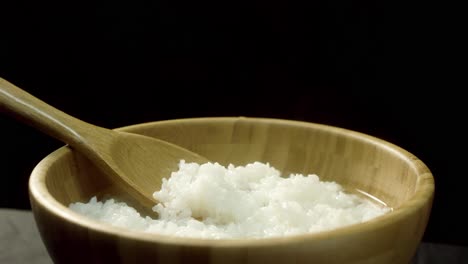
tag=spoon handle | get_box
[0,77,107,148]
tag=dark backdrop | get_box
[0,1,462,246]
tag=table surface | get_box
[1,208,466,264]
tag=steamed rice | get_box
[69,161,390,239]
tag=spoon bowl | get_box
[0,77,208,213]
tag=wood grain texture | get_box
[0,77,207,215]
[28,117,434,264]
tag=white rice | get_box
[69,160,390,239]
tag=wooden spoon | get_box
[0,77,208,215]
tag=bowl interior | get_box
[41,117,426,211]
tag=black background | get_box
[0,1,462,246]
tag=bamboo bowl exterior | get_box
[29,117,434,264]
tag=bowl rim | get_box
[29,116,435,248]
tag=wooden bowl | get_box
[29,117,434,264]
